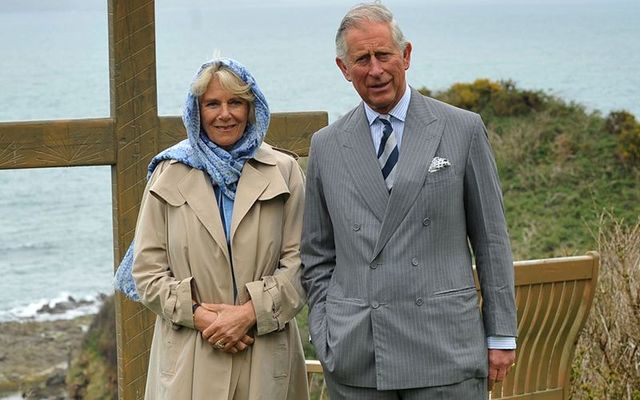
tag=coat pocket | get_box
[433,285,477,298]
[158,320,179,376]
[263,327,290,378]
[324,297,374,381]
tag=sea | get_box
[0,0,638,322]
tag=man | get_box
[301,2,517,399]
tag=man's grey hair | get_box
[335,2,408,62]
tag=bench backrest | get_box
[305,252,600,400]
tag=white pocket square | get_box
[428,157,451,173]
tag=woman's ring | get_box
[213,340,226,349]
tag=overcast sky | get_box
[0,0,633,13]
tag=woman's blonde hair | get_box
[191,63,256,124]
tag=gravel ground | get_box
[0,315,93,399]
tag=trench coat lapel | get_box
[372,90,444,260]
[177,169,231,263]
[337,105,389,221]
[230,145,292,242]
[230,162,269,241]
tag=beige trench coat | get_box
[131,143,309,400]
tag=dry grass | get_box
[308,374,329,400]
[571,212,640,399]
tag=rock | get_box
[46,370,66,387]
[19,370,66,400]
[36,295,95,315]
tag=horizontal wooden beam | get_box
[158,111,328,157]
[514,254,597,285]
[305,360,323,374]
[0,112,328,171]
[266,111,328,157]
[471,254,598,288]
[0,118,115,169]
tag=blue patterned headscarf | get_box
[150,57,270,198]
[114,58,270,301]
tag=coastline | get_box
[0,315,94,399]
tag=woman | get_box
[119,58,309,399]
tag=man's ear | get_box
[336,57,352,82]
[403,42,412,70]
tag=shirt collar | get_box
[364,84,411,126]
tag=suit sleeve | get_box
[300,134,336,355]
[464,115,517,338]
[245,159,307,336]
[131,161,195,330]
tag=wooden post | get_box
[108,1,160,398]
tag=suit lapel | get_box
[372,90,444,260]
[337,105,389,221]
[178,169,231,263]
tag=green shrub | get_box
[618,125,640,165]
[606,110,640,166]
[491,80,546,117]
[435,78,502,113]
[605,110,637,135]
[420,79,547,118]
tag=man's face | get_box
[336,21,412,114]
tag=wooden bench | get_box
[305,252,600,400]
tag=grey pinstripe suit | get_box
[301,88,517,391]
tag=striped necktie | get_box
[377,116,398,190]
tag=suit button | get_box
[370,263,379,270]
[415,297,424,306]
[422,218,431,226]
[352,224,361,231]
[371,301,380,309]
[411,257,419,266]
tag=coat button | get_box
[422,218,431,226]
[371,301,380,309]
[352,224,361,231]
[411,257,419,266]
[415,297,424,306]
[370,263,379,270]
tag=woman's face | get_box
[199,76,250,149]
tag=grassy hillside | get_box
[419,79,639,259]
[66,295,117,399]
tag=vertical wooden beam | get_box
[109,0,158,398]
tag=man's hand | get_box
[201,301,257,354]
[488,349,516,391]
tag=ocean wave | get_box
[0,292,107,322]
[0,241,56,253]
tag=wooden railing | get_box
[305,252,600,400]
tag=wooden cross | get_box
[0,1,327,398]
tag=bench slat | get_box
[515,260,593,285]
[496,387,563,399]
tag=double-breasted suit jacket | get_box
[132,143,309,399]
[301,88,517,390]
